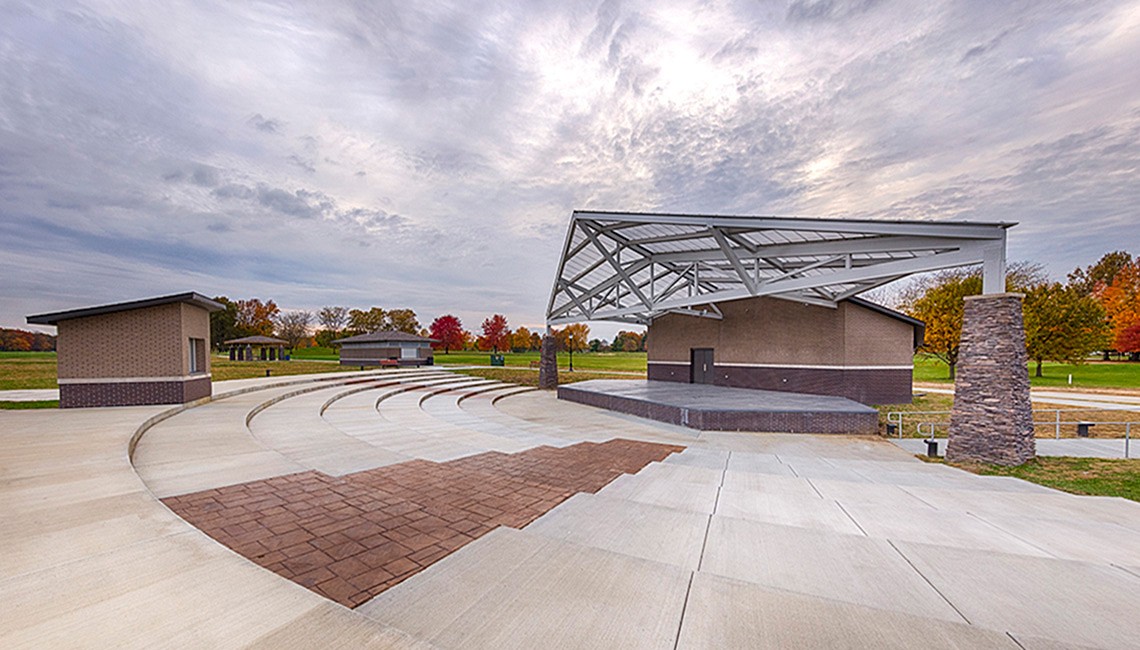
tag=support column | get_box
[946,294,1035,466]
[538,333,559,389]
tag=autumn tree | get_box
[612,330,645,352]
[511,326,535,352]
[0,328,56,351]
[1068,251,1134,296]
[1022,283,1110,376]
[1099,260,1140,360]
[274,310,313,352]
[529,331,542,351]
[900,263,1045,379]
[387,308,421,334]
[235,298,279,337]
[429,314,465,354]
[348,307,387,334]
[1117,323,1140,359]
[481,314,510,353]
[559,323,590,371]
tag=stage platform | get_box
[557,379,879,434]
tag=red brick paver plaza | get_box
[162,439,684,607]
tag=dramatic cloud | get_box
[1,0,1138,336]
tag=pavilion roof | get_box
[224,335,288,345]
[546,211,1013,325]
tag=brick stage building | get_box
[645,295,922,404]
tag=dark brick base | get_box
[60,376,212,408]
[648,363,913,405]
[558,384,878,434]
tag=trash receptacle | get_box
[886,423,898,437]
[925,439,939,458]
[490,354,505,367]
[1077,422,1095,437]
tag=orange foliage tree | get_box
[1097,260,1140,359]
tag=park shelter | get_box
[224,335,288,361]
[547,211,1012,409]
[27,292,223,408]
[334,330,436,367]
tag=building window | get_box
[189,338,206,374]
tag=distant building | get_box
[333,330,436,367]
[224,335,289,361]
[27,292,223,408]
[646,296,923,404]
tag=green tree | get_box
[348,307,387,334]
[901,263,1045,379]
[209,296,240,349]
[387,308,420,334]
[1023,283,1110,376]
[1068,251,1134,296]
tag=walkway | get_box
[2,369,1139,648]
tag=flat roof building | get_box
[28,292,223,408]
[333,330,436,367]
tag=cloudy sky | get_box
[2,0,1138,337]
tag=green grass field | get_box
[950,457,1140,502]
[432,350,648,372]
[915,356,1140,389]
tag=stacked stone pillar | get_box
[538,333,559,389]
[946,294,1035,466]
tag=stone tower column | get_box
[946,294,1035,466]
[538,333,559,389]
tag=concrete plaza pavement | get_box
[2,368,1140,648]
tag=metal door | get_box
[691,348,714,384]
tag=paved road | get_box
[917,384,1140,411]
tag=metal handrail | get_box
[887,410,1133,459]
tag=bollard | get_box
[925,439,939,458]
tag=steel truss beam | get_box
[546,211,1013,325]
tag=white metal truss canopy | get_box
[546,211,1013,326]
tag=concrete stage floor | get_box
[558,379,879,434]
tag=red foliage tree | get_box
[480,314,510,353]
[429,314,465,354]
[1117,323,1140,357]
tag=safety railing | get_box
[885,409,1134,458]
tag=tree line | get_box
[902,251,1140,378]
[207,297,650,359]
[0,327,56,351]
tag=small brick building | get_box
[646,296,923,404]
[334,330,436,367]
[28,292,223,408]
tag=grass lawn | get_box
[434,350,648,372]
[449,367,639,388]
[950,457,1140,502]
[289,347,339,361]
[0,351,59,389]
[209,358,358,381]
[0,400,59,409]
[915,355,1140,389]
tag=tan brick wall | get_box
[180,303,212,376]
[841,302,915,365]
[56,303,212,380]
[648,296,912,367]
